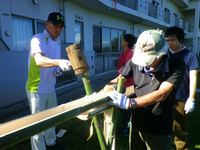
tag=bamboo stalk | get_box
[93,115,107,150]
[82,74,93,96]
[108,76,124,149]
[0,92,110,150]
[88,105,112,119]
[117,77,124,93]
[81,74,107,150]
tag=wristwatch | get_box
[131,99,136,109]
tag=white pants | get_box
[26,90,57,150]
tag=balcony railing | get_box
[95,52,121,74]
[56,50,76,87]
[56,70,76,87]
[116,0,191,31]
[116,0,137,10]
[148,2,157,18]
[164,11,170,24]
[56,52,121,87]
[175,17,179,27]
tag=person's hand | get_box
[184,99,195,114]
[106,91,130,110]
[55,70,62,77]
[54,68,63,76]
[59,59,71,71]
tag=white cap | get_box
[132,29,169,66]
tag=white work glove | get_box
[184,99,195,114]
[59,59,71,71]
[106,91,130,110]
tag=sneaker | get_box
[120,124,130,136]
[46,142,65,150]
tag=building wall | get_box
[133,24,155,37]
[64,1,133,50]
[0,0,10,12]
[10,0,60,20]
[0,0,61,108]
[0,0,199,108]
[0,51,28,108]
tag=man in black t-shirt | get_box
[103,29,186,149]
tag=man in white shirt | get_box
[26,12,70,150]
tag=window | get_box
[75,21,84,50]
[111,29,118,52]
[93,27,102,53]
[93,26,125,53]
[102,28,110,53]
[12,17,33,51]
[36,21,46,33]
[119,30,125,52]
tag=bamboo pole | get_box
[108,76,124,149]
[82,74,93,96]
[88,105,112,119]
[66,44,107,150]
[81,74,107,150]
[0,92,110,150]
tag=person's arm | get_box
[34,53,71,71]
[188,69,198,100]
[34,53,61,68]
[184,69,198,113]
[107,81,174,110]
[130,81,174,108]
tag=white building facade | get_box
[0,0,199,108]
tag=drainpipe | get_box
[60,0,66,43]
[193,3,200,54]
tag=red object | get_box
[114,0,117,13]
[117,48,134,87]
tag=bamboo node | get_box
[95,125,102,128]
[83,80,90,83]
